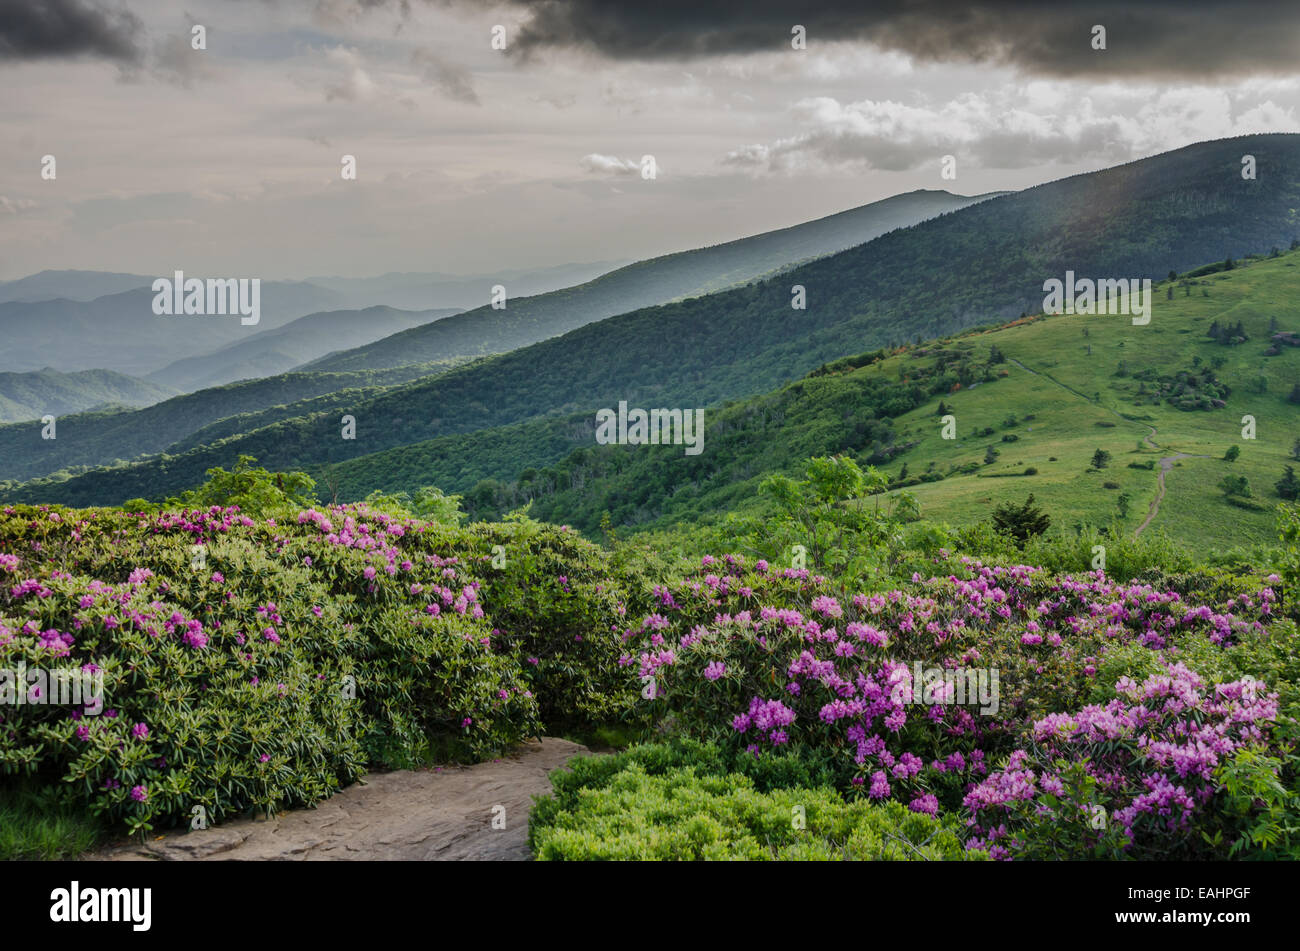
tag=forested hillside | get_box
[303,189,993,372]
[0,368,178,423]
[8,135,1300,511]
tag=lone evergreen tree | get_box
[1277,466,1300,501]
[992,494,1052,545]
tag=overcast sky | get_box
[3,0,1300,280]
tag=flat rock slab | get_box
[93,737,590,862]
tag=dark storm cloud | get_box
[493,0,1300,78]
[0,0,143,63]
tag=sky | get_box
[2,0,1300,280]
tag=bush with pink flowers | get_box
[617,552,1296,858]
[0,502,645,836]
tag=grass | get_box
[0,781,107,860]
[865,251,1300,550]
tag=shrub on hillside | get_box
[529,741,984,861]
[0,501,650,835]
[619,554,1291,858]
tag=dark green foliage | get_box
[1220,474,1253,498]
[0,365,448,484]
[0,368,177,425]
[1277,466,1300,501]
[992,493,1052,544]
[272,350,993,532]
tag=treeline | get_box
[0,363,451,485]
[459,343,1008,532]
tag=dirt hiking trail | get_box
[1007,359,1207,535]
[1134,451,1199,535]
[92,737,590,861]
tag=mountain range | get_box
[4,134,1299,555]
[0,186,988,483]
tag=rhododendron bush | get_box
[619,553,1298,859]
[0,503,644,834]
[4,496,1297,859]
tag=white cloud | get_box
[580,153,642,176]
[324,46,377,102]
[724,85,1299,174]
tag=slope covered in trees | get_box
[302,189,995,372]
[8,135,1300,510]
[0,363,459,483]
[0,368,178,423]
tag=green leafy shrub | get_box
[0,500,654,836]
[530,743,984,861]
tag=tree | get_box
[992,494,1051,545]
[1289,384,1300,405]
[1091,449,1112,469]
[1224,445,1241,462]
[1277,466,1300,501]
[1219,474,1251,498]
[984,445,999,465]
[758,455,892,577]
[1117,492,1132,519]
[411,486,466,525]
[167,455,317,517]
[1291,437,1300,461]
